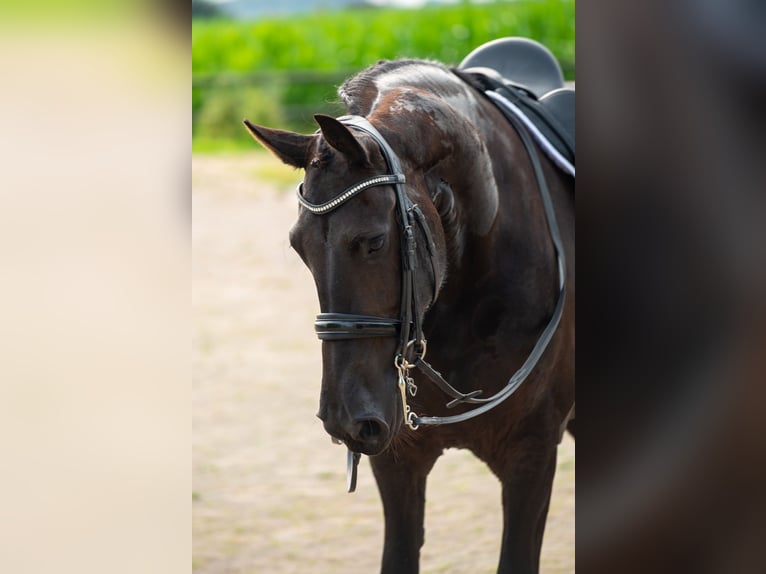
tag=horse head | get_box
[244,114,445,455]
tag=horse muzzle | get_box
[345,415,391,455]
[320,411,392,456]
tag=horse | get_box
[244,44,574,574]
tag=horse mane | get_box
[338,58,452,116]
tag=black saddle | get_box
[458,37,575,166]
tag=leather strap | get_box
[315,313,401,340]
[414,359,484,407]
[346,449,361,493]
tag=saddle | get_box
[458,37,575,171]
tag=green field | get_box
[192,0,575,150]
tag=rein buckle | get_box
[404,338,427,361]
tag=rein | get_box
[296,112,566,430]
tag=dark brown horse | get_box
[245,54,574,574]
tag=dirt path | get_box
[192,154,574,573]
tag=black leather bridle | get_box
[296,112,566,430]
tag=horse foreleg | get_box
[369,447,440,574]
[494,437,558,574]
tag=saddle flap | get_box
[540,88,575,144]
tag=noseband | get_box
[296,113,566,431]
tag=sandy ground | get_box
[192,153,574,573]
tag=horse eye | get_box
[367,235,385,254]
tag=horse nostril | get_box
[355,417,388,442]
[361,420,381,439]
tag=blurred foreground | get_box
[578,1,766,572]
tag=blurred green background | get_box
[192,0,575,151]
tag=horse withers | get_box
[244,45,574,574]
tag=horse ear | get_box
[313,114,369,166]
[243,119,312,168]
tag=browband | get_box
[297,174,406,214]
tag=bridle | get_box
[298,115,438,430]
[296,113,567,431]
